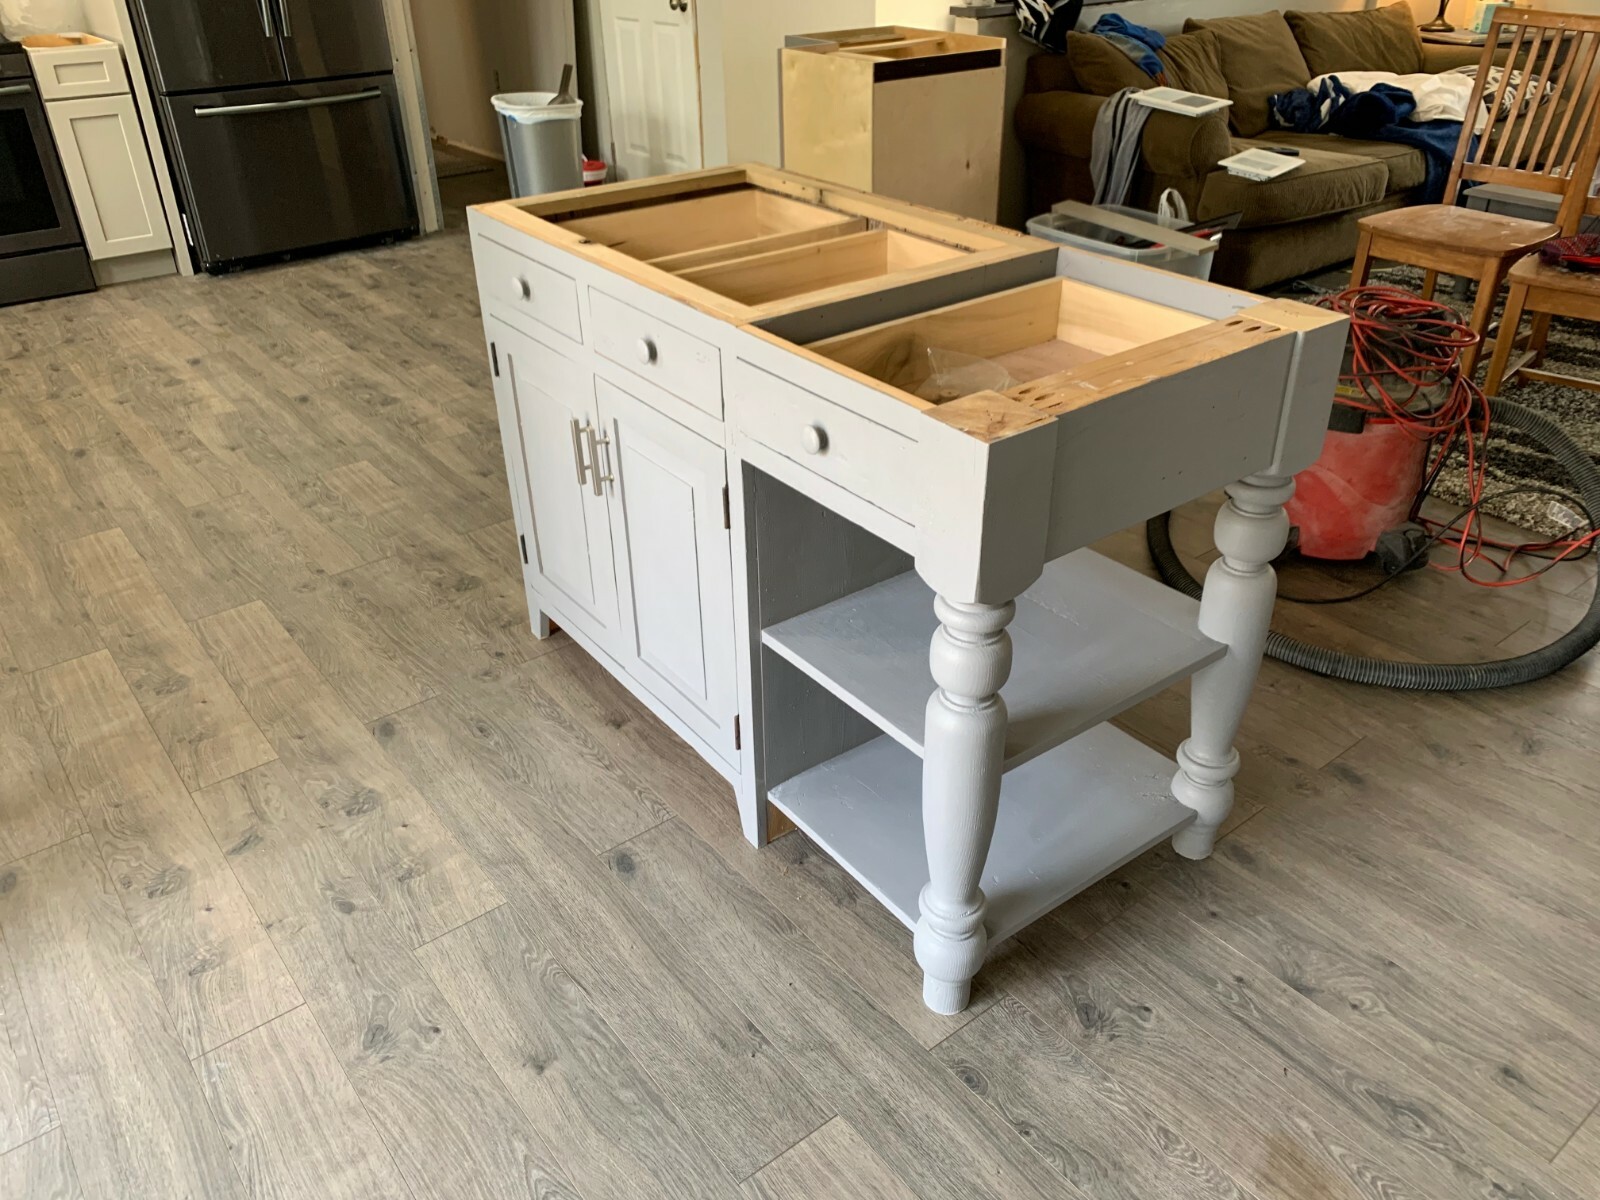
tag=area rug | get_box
[1291,264,1600,537]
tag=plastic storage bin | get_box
[1027,205,1216,280]
[492,92,583,197]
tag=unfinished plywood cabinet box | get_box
[781,27,1006,222]
[469,165,1345,1013]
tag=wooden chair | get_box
[1483,254,1600,394]
[1351,9,1600,376]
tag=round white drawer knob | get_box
[801,424,828,455]
[635,336,658,365]
[511,276,531,301]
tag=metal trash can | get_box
[492,92,583,197]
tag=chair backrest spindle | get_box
[1445,10,1600,235]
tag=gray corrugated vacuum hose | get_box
[1146,397,1600,689]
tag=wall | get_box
[698,0,875,167]
[408,0,575,159]
[0,0,84,35]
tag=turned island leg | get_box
[915,595,1015,1015]
[1172,473,1293,860]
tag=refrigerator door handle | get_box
[193,88,383,117]
[256,0,274,37]
[275,0,293,37]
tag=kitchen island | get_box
[468,165,1344,1013]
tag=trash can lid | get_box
[492,92,583,123]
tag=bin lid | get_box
[492,91,582,124]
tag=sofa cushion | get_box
[1065,32,1153,96]
[1184,12,1312,136]
[1157,29,1229,99]
[1199,140,1388,227]
[1287,4,1424,78]
[1024,51,1077,95]
[1256,130,1427,193]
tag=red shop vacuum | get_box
[1285,286,1485,573]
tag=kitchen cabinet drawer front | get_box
[729,357,918,526]
[589,288,722,419]
[598,377,739,763]
[475,234,583,346]
[493,321,620,651]
[27,41,130,101]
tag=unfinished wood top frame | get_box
[472,164,1042,324]
[743,276,1317,443]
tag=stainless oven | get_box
[0,38,94,306]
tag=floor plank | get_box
[0,1128,84,1200]
[60,527,276,791]
[28,651,301,1057]
[0,510,98,673]
[513,644,994,1049]
[1554,1105,1600,1192]
[740,1117,920,1200]
[0,837,243,1199]
[0,933,55,1155]
[0,629,85,866]
[193,1005,413,1200]
[1146,846,1600,1159]
[195,601,502,947]
[418,900,742,1199]
[373,688,829,1182]
[934,994,1263,1200]
[192,761,577,1200]
[604,819,1084,1200]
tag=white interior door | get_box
[598,0,703,178]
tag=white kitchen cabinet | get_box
[489,320,620,654]
[597,375,739,765]
[42,93,171,261]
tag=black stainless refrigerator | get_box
[128,0,418,272]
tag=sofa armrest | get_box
[1015,92,1231,177]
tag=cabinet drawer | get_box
[475,234,582,345]
[589,287,722,419]
[729,357,916,523]
[24,38,129,100]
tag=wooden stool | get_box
[1483,254,1600,395]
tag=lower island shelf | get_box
[767,723,1192,944]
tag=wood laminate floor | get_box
[1,214,1598,1199]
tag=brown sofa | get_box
[1015,6,1488,290]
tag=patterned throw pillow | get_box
[1017,0,1084,53]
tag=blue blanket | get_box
[1269,78,1472,204]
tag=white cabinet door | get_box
[597,0,702,179]
[44,94,171,260]
[493,323,621,652]
[597,376,738,763]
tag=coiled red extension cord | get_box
[1314,285,1600,586]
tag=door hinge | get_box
[519,532,529,564]
[733,714,741,751]
[721,483,730,530]
[490,341,500,377]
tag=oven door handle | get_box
[0,84,33,97]
[193,89,383,118]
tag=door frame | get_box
[379,0,442,233]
